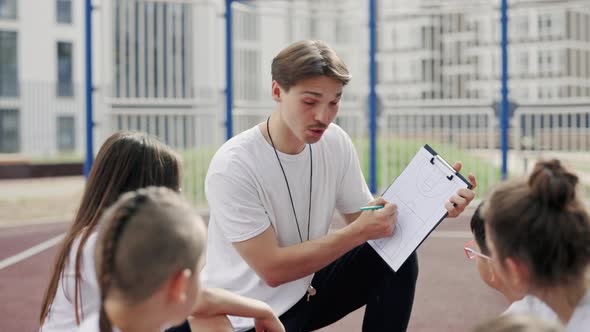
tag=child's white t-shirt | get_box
[503,291,590,331]
[41,232,100,332]
[503,294,558,322]
[566,288,590,331]
[77,313,122,332]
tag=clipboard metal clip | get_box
[430,155,457,181]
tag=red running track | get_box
[1,212,507,332]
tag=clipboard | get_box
[368,144,472,272]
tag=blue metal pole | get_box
[225,0,234,140]
[500,0,509,180]
[84,0,94,177]
[368,0,377,193]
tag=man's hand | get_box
[353,197,398,241]
[445,161,477,218]
[190,288,285,332]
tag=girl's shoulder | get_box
[76,312,99,332]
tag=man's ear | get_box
[167,269,192,304]
[271,80,282,102]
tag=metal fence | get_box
[515,105,590,152]
[106,91,223,206]
[3,0,590,205]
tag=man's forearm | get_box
[193,287,273,318]
[261,224,366,286]
[234,200,394,288]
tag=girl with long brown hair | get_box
[41,131,284,332]
[40,131,182,332]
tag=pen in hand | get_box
[359,205,384,211]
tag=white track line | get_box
[0,230,469,271]
[0,233,64,270]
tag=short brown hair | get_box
[95,187,205,303]
[483,159,590,287]
[271,40,351,91]
[95,187,206,331]
[470,202,489,255]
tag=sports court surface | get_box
[0,203,507,332]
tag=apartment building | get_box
[378,0,590,104]
[0,0,87,155]
[5,0,587,156]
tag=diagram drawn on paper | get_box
[369,146,469,271]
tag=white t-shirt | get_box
[503,294,558,322]
[503,290,590,331]
[566,288,590,331]
[202,123,372,331]
[41,232,100,332]
[77,312,121,332]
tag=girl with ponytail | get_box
[77,187,284,332]
[482,159,590,330]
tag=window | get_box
[0,109,19,152]
[538,14,553,39]
[0,0,16,19]
[0,31,18,97]
[517,51,529,76]
[518,16,529,37]
[56,0,72,24]
[235,10,259,41]
[57,42,73,97]
[538,50,545,76]
[57,115,75,151]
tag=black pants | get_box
[167,243,419,332]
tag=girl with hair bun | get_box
[482,159,590,331]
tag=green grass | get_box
[179,146,218,206]
[30,152,83,164]
[567,162,590,174]
[178,138,500,204]
[25,139,500,203]
[23,139,588,207]
[353,137,500,199]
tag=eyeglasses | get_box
[464,239,492,261]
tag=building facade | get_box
[102,0,212,149]
[378,0,590,103]
[104,0,365,148]
[3,0,588,156]
[0,0,86,155]
[376,0,590,150]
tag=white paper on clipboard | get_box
[369,145,472,272]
